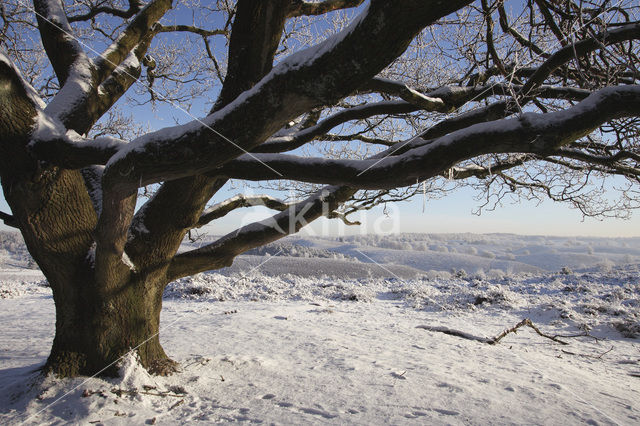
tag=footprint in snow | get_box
[299,407,338,419]
[391,371,407,380]
[433,408,460,416]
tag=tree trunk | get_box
[1,60,175,378]
[45,271,175,377]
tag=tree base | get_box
[148,358,180,376]
[42,341,174,378]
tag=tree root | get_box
[147,358,180,376]
[417,318,569,345]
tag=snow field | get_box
[1,232,639,424]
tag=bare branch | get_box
[287,0,366,18]
[218,86,640,189]
[93,0,172,85]
[256,101,420,153]
[155,24,228,38]
[360,78,452,112]
[0,210,18,228]
[549,148,640,177]
[196,195,290,227]
[67,0,143,23]
[519,23,640,97]
[497,2,546,57]
[417,318,569,345]
[33,0,89,85]
[167,186,356,280]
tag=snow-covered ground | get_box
[1,232,639,424]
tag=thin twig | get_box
[490,319,569,345]
[168,399,184,411]
[561,345,614,359]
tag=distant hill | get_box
[3,230,640,275]
[0,231,37,269]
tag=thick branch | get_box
[93,0,172,85]
[39,13,160,135]
[101,0,473,193]
[258,84,590,155]
[167,186,356,280]
[214,0,291,109]
[0,210,18,228]
[216,86,640,189]
[29,131,125,169]
[155,24,227,38]
[359,78,452,112]
[33,0,88,85]
[125,0,294,271]
[416,85,590,143]
[287,0,365,18]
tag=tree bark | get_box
[1,58,174,377]
[45,270,174,377]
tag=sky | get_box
[2,1,639,238]
[197,188,640,238]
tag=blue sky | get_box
[196,187,640,238]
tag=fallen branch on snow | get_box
[417,318,569,345]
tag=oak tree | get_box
[0,0,639,376]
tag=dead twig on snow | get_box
[417,318,569,345]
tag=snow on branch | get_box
[256,83,592,155]
[168,186,356,280]
[35,1,167,134]
[32,1,107,130]
[0,211,18,228]
[196,195,290,227]
[0,53,46,109]
[95,51,143,115]
[100,0,474,195]
[33,0,90,86]
[30,114,126,169]
[217,85,640,189]
[362,78,452,112]
[93,0,172,85]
